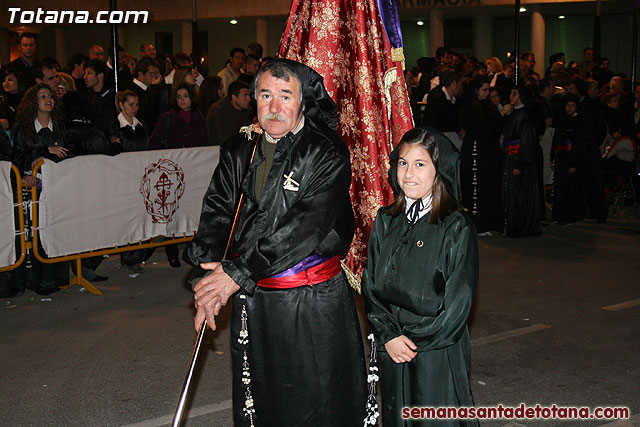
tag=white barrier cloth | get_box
[38,147,219,257]
[0,161,16,268]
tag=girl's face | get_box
[37,88,54,114]
[509,89,521,106]
[184,72,196,85]
[608,96,620,110]
[565,101,577,116]
[397,144,436,201]
[119,95,139,119]
[176,88,192,111]
[477,83,490,101]
[3,74,19,94]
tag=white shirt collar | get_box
[34,117,53,133]
[442,86,456,104]
[118,112,142,129]
[404,194,433,221]
[133,78,148,91]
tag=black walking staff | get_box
[171,135,260,427]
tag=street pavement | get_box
[1,218,638,427]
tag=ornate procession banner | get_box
[0,161,16,268]
[278,0,414,277]
[38,147,219,258]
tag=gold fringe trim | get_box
[341,260,362,294]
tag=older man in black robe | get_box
[185,59,367,426]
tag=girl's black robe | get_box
[363,208,479,426]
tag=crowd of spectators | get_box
[0,34,265,295]
[405,46,639,237]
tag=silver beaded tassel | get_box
[363,333,380,426]
[238,294,255,426]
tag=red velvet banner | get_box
[278,0,414,278]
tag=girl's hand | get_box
[384,335,418,364]
[48,145,69,159]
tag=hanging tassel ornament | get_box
[363,334,380,426]
[238,294,255,426]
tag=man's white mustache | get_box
[264,113,286,122]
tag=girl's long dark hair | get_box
[13,84,64,140]
[387,128,459,224]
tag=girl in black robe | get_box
[551,94,585,223]
[363,127,479,427]
[459,76,505,234]
[501,87,542,237]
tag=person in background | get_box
[217,47,245,96]
[459,76,508,235]
[12,84,73,295]
[197,76,223,116]
[501,86,542,237]
[0,68,27,136]
[551,94,585,224]
[108,90,150,275]
[148,83,208,267]
[206,80,253,146]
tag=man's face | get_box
[230,52,245,70]
[90,46,105,62]
[84,67,101,90]
[443,53,453,64]
[587,82,599,99]
[567,83,580,97]
[139,66,160,86]
[19,37,36,59]
[584,50,594,62]
[231,88,251,111]
[602,59,609,69]
[256,71,303,139]
[73,62,85,77]
[143,44,157,59]
[245,61,260,76]
[522,55,535,70]
[41,67,60,90]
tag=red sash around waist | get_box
[505,139,520,155]
[557,138,573,152]
[257,255,342,289]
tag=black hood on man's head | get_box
[251,58,337,131]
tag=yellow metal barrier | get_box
[0,164,28,273]
[27,160,195,296]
